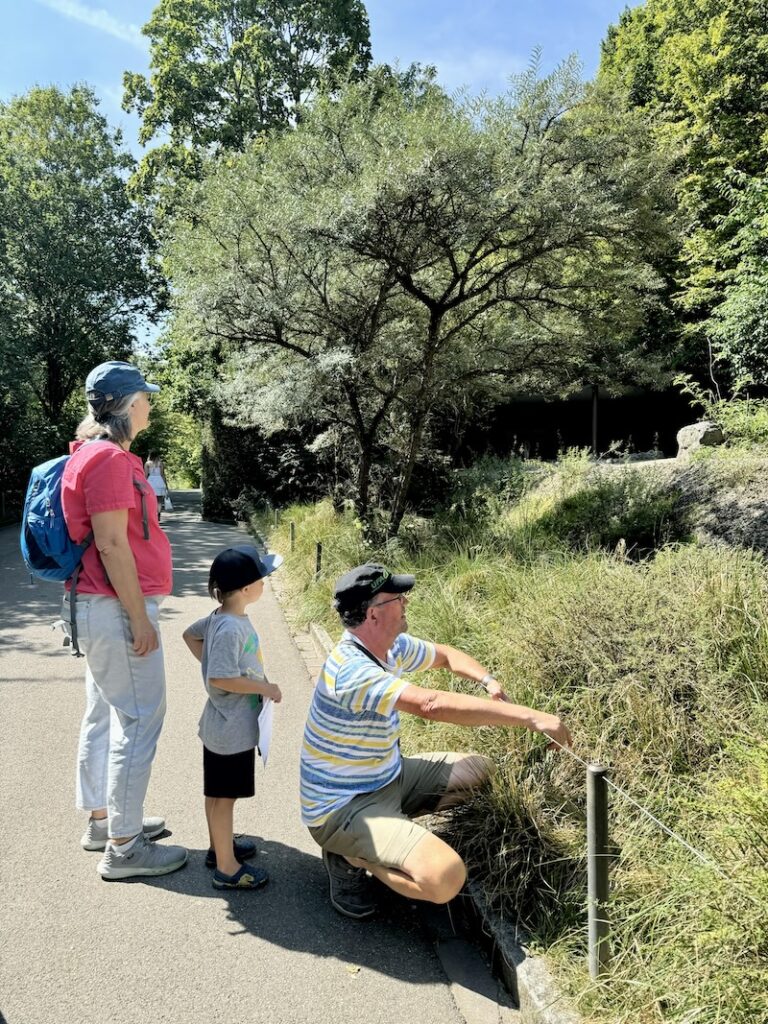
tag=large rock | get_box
[676,421,724,457]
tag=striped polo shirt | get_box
[300,631,436,826]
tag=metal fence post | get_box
[290,521,296,552]
[315,541,322,579]
[587,763,611,978]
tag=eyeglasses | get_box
[371,593,408,609]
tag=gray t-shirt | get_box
[186,610,265,755]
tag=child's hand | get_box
[268,683,283,704]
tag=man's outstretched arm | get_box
[394,683,572,750]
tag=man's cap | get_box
[333,563,415,610]
[85,361,160,406]
[210,545,283,593]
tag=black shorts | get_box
[203,745,255,799]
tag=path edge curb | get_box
[464,881,582,1024]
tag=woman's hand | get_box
[130,614,159,656]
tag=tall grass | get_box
[257,473,768,1024]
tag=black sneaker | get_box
[205,835,258,869]
[322,848,377,919]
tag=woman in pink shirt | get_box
[61,361,187,881]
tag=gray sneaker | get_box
[97,836,188,880]
[322,848,377,919]
[81,816,166,851]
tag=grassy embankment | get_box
[256,445,768,1024]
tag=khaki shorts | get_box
[308,752,465,869]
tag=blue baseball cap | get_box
[85,361,160,404]
[210,545,283,593]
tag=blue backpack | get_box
[21,452,96,657]
[20,454,92,582]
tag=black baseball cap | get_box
[209,545,283,593]
[333,563,415,610]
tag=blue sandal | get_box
[212,862,269,890]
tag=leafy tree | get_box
[708,173,768,384]
[599,0,768,372]
[166,62,676,534]
[123,0,371,197]
[0,85,160,491]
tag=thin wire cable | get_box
[543,733,765,908]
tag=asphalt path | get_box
[0,492,467,1024]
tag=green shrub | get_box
[676,374,768,449]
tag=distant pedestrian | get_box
[144,453,169,520]
[183,545,283,890]
[61,360,187,880]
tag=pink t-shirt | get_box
[61,440,172,597]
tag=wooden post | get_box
[587,764,611,978]
[591,384,599,457]
[315,541,322,579]
[290,521,296,552]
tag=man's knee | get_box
[404,838,467,903]
[429,853,467,903]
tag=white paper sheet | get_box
[258,698,274,766]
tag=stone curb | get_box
[464,883,581,1024]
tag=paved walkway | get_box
[0,492,513,1024]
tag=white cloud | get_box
[34,0,147,51]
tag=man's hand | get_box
[532,713,572,751]
[485,679,509,702]
[130,615,159,656]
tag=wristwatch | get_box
[480,673,497,691]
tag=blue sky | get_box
[0,0,632,152]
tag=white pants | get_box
[64,594,167,838]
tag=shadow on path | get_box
[126,838,445,986]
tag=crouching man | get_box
[299,563,572,919]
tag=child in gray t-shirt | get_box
[183,545,283,890]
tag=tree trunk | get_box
[388,317,440,537]
[355,440,372,524]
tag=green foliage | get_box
[0,85,160,494]
[199,405,327,520]
[708,174,768,383]
[675,373,768,447]
[529,465,687,555]
[600,0,768,373]
[123,0,371,198]
[437,451,689,557]
[130,392,203,488]
[268,490,768,1024]
[167,60,676,534]
[443,455,545,525]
